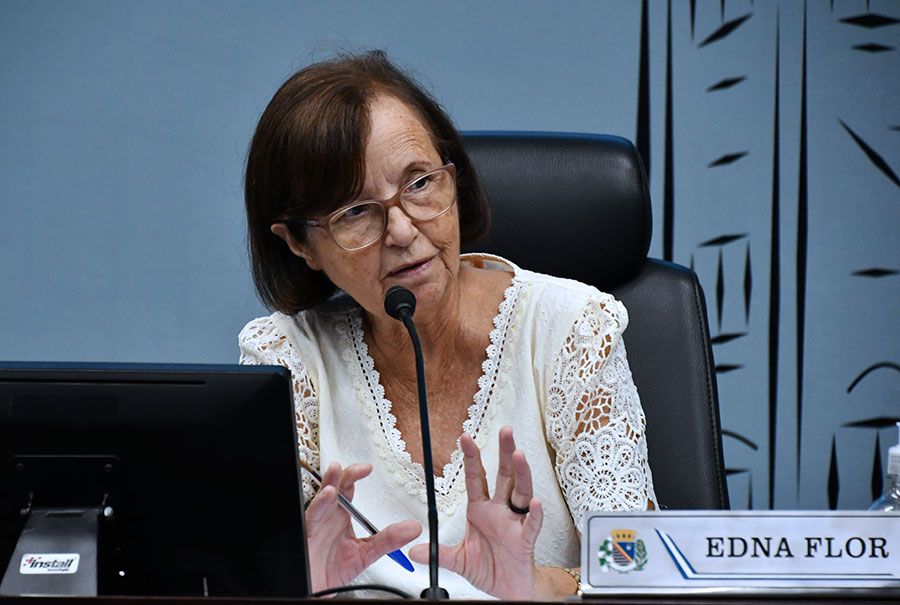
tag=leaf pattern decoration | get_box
[716,249,724,329]
[723,429,759,450]
[700,233,748,247]
[853,43,894,52]
[744,242,752,323]
[699,13,753,47]
[715,363,743,374]
[690,0,696,39]
[842,416,900,429]
[709,151,749,167]
[872,434,883,501]
[839,13,899,29]
[852,267,897,278]
[828,436,839,510]
[707,76,747,91]
[711,332,748,345]
[847,362,900,393]
[839,119,900,187]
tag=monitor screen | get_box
[0,362,310,598]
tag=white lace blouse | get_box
[238,254,656,599]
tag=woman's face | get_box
[283,94,461,322]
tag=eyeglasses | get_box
[288,163,456,251]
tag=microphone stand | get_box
[384,287,448,600]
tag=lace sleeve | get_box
[239,316,320,502]
[544,296,657,521]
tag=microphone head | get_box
[384,286,416,320]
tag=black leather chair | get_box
[462,131,730,510]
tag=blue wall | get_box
[1,0,898,510]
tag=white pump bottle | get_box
[868,422,900,512]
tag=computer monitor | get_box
[0,362,310,598]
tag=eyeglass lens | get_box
[328,168,455,250]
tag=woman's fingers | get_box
[522,497,543,546]
[461,434,490,503]
[305,484,340,527]
[338,462,372,501]
[408,542,464,577]
[307,461,372,532]
[318,461,372,501]
[320,461,342,488]
[359,519,422,565]
[509,448,534,514]
[493,426,516,504]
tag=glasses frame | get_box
[288,162,457,252]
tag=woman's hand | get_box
[409,426,555,600]
[305,462,422,593]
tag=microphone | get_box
[383,286,448,600]
[383,286,416,321]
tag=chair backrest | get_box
[462,131,730,510]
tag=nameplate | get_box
[580,511,900,595]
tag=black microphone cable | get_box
[310,583,412,599]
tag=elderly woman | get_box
[239,51,656,599]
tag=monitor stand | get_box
[1,507,100,596]
[1,455,117,597]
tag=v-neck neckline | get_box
[344,255,522,514]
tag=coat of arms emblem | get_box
[598,528,648,573]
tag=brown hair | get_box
[245,50,491,313]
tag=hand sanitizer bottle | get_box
[868,422,900,512]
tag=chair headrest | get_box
[461,131,652,289]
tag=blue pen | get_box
[299,459,415,572]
